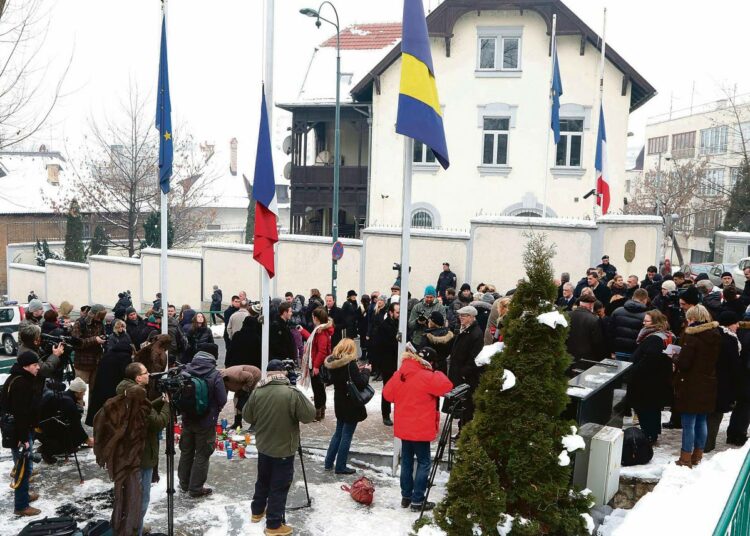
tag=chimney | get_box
[47,163,60,185]
[229,138,238,176]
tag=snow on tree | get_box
[433,234,591,536]
[34,238,60,267]
[63,199,86,263]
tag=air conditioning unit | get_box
[572,424,623,506]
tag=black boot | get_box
[232,415,243,430]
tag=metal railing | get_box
[713,447,750,535]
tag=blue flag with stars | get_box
[156,13,172,194]
[551,46,563,145]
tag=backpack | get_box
[621,427,653,467]
[176,373,209,418]
[341,476,375,505]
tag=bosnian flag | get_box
[252,86,279,278]
[595,104,610,215]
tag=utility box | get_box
[572,423,623,506]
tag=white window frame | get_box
[555,118,584,168]
[476,26,523,77]
[700,168,725,196]
[699,126,728,155]
[413,141,436,164]
[481,117,510,167]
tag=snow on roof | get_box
[0,151,67,214]
[320,23,401,50]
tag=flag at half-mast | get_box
[155,12,172,195]
[551,45,563,144]
[252,86,279,278]
[395,0,449,169]
[595,104,610,214]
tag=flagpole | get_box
[397,137,413,363]
[160,1,169,349]
[595,8,607,217]
[261,0,275,379]
[542,14,557,219]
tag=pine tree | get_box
[435,234,591,536]
[141,211,174,249]
[34,239,45,267]
[89,225,109,256]
[723,161,750,232]
[63,199,86,262]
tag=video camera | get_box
[442,383,470,417]
[280,359,298,386]
[40,333,80,351]
[150,365,190,399]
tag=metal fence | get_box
[713,447,750,535]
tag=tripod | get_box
[419,396,464,519]
[37,414,84,484]
[286,444,312,510]
[164,402,177,536]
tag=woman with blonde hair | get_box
[673,304,721,467]
[322,338,371,474]
[484,296,511,344]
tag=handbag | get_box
[341,476,375,505]
[347,363,375,407]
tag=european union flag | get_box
[396,0,449,169]
[155,13,172,194]
[551,46,563,145]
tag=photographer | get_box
[25,299,44,326]
[408,286,446,348]
[243,360,316,535]
[18,321,65,380]
[178,346,227,498]
[38,377,93,464]
[113,290,132,320]
[71,304,108,397]
[2,351,44,517]
[382,348,452,512]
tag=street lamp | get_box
[301,2,341,302]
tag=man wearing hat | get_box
[2,351,43,516]
[408,286,447,348]
[420,310,453,374]
[436,262,457,302]
[71,304,108,402]
[38,377,94,464]
[449,306,484,429]
[340,290,359,340]
[243,360,316,535]
[26,299,45,326]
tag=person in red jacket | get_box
[299,307,334,421]
[383,347,452,512]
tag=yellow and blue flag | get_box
[155,13,172,194]
[396,0,449,169]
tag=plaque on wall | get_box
[624,240,636,262]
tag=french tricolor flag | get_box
[595,104,610,215]
[252,86,279,278]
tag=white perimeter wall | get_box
[202,243,260,307]
[141,249,202,310]
[8,263,46,302]
[89,256,142,309]
[45,260,90,307]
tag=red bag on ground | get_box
[341,476,375,505]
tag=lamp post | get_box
[301,2,341,302]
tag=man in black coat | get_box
[640,265,662,291]
[556,282,576,311]
[597,255,617,282]
[339,290,359,340]
[741,266,750,306]
[372,302,400,425]
[608,289,649,360]
[728,317,750,445]
[587,272,611,305]
[269,302,296,361]
[325,294,344,347]
[222,295,241,352]
[566,294,606,363]
[38,377,93,462]
[226,313,262,369]
[436,262,457,301]
[449,306,484,428]
[210,286,223,324]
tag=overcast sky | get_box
[23,0,750,166]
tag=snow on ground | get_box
[598,442,749,536]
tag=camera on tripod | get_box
[442,383,470,415]
[150,365,190,400]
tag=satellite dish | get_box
[282,135,292,155]
[283,161,292,180]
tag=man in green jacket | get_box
[116,362,170,536]
[243,360,316,536]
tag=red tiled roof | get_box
[320,22,401,50]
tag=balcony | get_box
[289,164,367,189]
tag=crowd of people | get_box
[1,256,749,535]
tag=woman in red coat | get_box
[300,307,334,421]
[383,348,452,512]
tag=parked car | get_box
[682,263,713,281]
[0,301,56,357]
[733,257,750,285]
[708,263,739,287]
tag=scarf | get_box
[636,326,672,346]
[257,372,289,389]
[300,322,327,388]
[721,326,742,354]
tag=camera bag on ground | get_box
[341,476,375,506]
[176,373,209,417]
[0,375,20,448]
[17,516,78,536]
[80,519,113,536]
[621,426,654,467]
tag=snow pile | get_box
[567,386,593,398]
[562,426,586,453]
[608,443,749,535]
[558,450,571,466]
[475,342,504,366]
[596,509,628,536]
[416,526,447,536]
[537,310,568,329]
[501,369,516,391]
[581,513,595,534]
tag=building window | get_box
[482,117,509,165]
[413,142,436,164]
[411,209,433,228]
[476,27,522,73]
[734,122,750,153]
[730,167,743,189]
[700,126,728,155]
[647,136,668,155]
[555,119,584,167]
[694,209,723,235]
[700,168,725,196]
[671,131,695,159]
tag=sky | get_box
[15,0,750,168]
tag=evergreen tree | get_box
[89,225,109,256]
[723,160,750,232]
[434,234,591,536]
[63,199,86,262]
[34,239,45,267]
[141,211,174,249]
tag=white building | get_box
[641,95,750,262]
[357,0,655,228]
